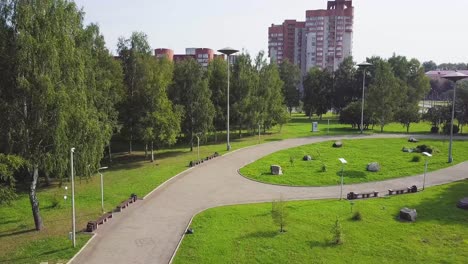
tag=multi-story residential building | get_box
[269,0,353,74]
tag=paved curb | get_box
[66,233,96,264]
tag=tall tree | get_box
[279,59,301,115]
[139,57,181,162]
[422,60,437,72]
[170,58,215,150]
[117,32,152,153]
[231,54,258,137]
[0,0,124,230]
[303,67,333,119]
[258,60,288,131]
[333,56,358,113]
[207,57,227,142]
[366,59,403,132]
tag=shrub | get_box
[289,156,295,167]
[351,211,362,221]
[331,218,344,245]
[443,124,459,135]
[321,163,327,172]
[272,196,288,233]
[415,144,433,154]
[430,126,439,133]
[411,155,421,162]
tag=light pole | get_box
[357,62,372,134]
[98,166,108,213]
[422,152,432,190]
[441,71,467,163]
[70,147,76,248]
[195,135,200,160]
[218,47,239,151]
[258,123,261,144]
[338,158,347,200]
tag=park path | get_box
[70,134,468,264]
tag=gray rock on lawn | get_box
[333,141,343,148]
[366,162,380,172]
[408,137,418,143]
[399,207,417,222]
[303,155,312,161]
[402,147,414,153]
[457,197,468,210]
[270,165,283,175]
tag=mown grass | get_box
[173,180,468,264]
[0,113,459,263]
[240,138,468,186]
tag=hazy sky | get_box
[74,0,468,64]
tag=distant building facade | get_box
[155,48,225,67]
[268,0,354,74]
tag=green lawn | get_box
[173,180,468,264]
[0,114,459,263]
[240,138,468,186]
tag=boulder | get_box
[399,207,417,222]
[402,147,414,153]
[333,141,343,148]
[457,197,468,210]
[270,165,283,175]
[366,162,380,172]
[408,137,418,143]
[303,155,312,161]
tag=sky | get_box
[73,0,468,64]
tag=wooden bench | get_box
[86,212,113,232]
[115,195,138,212]
[388,185,418,196]
[347,191,379,200]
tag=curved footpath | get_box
[70,134,468,264]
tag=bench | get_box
[115,195,138,212]
[347,191,379,200]
[388,185,418,196]
[86,212,113,232]
[189,152,220,167]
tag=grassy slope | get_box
[0,114,455,263]
[174,180,468,264]
[240,138,468,186]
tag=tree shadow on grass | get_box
[0,228,35,238]
[239,231,279,240]
[0,246,69,263]
[335,170,367,179]
[308,240,333,249]
[264,138,282,142]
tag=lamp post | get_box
[338,158,347,200]
[441,71,468,163]
[98,166,108,213]
[218,47,239,151]
[357,62,372,134]
[195,135,200,160]
[421,152,432,190]
[70,147,76,248]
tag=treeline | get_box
[300,56,431,132]
[0,1,288,230]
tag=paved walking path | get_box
[71,134,468,264]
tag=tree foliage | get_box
[303,67,333,119]
[170,58,215,150]
[0,0,123,230]
[279,59,301,115]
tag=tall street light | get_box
[357,62,372,134]
[421,152,432,190]
[441,71,468,163]
[338,158,347,200]
[218,47,239,151]
[70,147,76,248]
[98,166,108,213]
